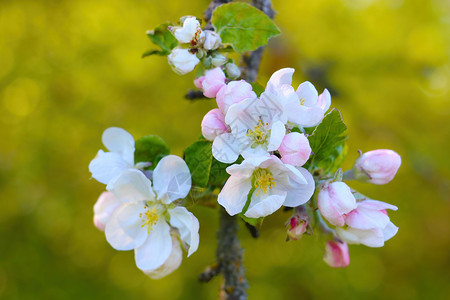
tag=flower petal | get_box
[102,127,135,166]
[107,169,155,202]
[134,219,172,271]
[266,68,295,93]
[169,207,200,256]
[212,133,240,164]
[268,120,286,151]
[93,191,122,231]
[244,188,287,218]
[105,202,148,250]
[317,89,331,112]
[345,207,390,230]
[357,199,398,211]
[336,227,385,248]
[283,167,315,207]
[218,177,252,216]
[152,155,192,204]
[143,235,183,279]
[296,81,318,106]
[89,150,130,185]
[285,104,324,128]
[382,221,398,242]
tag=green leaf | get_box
[145,23,178,55]
[240,214,264,227]
[209,157,230,187]
[184,140,214,188]
[142,49,167,58]
[305,109,348,175]
[134,135,170,170]
[250,82,265,97]
[212,3,280,52]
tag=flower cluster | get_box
[89,128,199,278]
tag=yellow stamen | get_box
[253,168,277,196]
[139,207,159,233]
[247,119,270,145]
[299,98,305,105]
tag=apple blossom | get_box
[173,16,204,45]
[200,67,226,98]
[212,93,286,163]
[350,149,402,185]
[278,132,312,167]
[201,108,228,141]
[93,191,121,231]
[203,30,221,50]
[323,240,350,268]
[144,233,183,279]
[216,80,257,115]
[317,182,357,227]
[218,156,315,218]
[286,206,310,241]
[336,200,398,248]
[264,68,331,127]
[104,155,199,274]
[168,48,200,75]
[89,127,150,185]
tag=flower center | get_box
[247,119,270,147]
[253,168,277,196]
[140,207,159,233]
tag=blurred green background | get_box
[1,0,449,299]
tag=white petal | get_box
[358,199,398,211]
[218,177,252,216]
[212,133,240,163]
[244,188,286,218]
[107,169,155,202]
[93,192,122,231]
[134,219,172,271]
[259,92,288,124]
[337,227,385,247]
[225,97,260,130]
[144,235,183,279]
[266,68,295,93]
[102,127,135,166]
[169,207,200,256]
[286,105,324,128]
[153,155,192,203]
[382,221,398,242]
[268,120,286,151]
[283,167,315,207]
[317,89,331,112]
[105,202,148,250]
[89,150,130,185]
[296,81,318,106]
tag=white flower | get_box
[104,155,199,274]
[218,156,315,218]
[173,16,204,45]
[264,68,331,127]
[89,127,148,185]
[336,199,398,248]
[168,48,200,75]
[212,94,287,164]
[144,233,183,279]
[203,30,221,50]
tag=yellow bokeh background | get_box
[1,0,449,299]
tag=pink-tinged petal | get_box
[212,133,240,164]
[102,127,135,166]
[296,81,319,106]
[107,169,155,202]
[323,241,350,268]
[135,219,172,271]
[93,192,122,231]
[244,188,287,218]
[105,202,148,250]
[266,68,295,94]
[217,80,257,114]
[279,132,312,167]
[143,235,183,279]
[201,109,227,141]
[357,199,398,211]
[318,182,357,227]
[283,167,315,207]
[382,221,399,242]
[201,68,226,98]
[152,155,191,203]
[354,149,402,185]
[194,76,205,89]
[89,150,130,185]
[317,89,331,112]
[218,177,252,216]
[267,120,286,151]
[345,207,390,230]
[168,207,200,257]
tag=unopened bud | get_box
[211,53,227,67]
[350,149,401,185]
[323,240,350,268]
[203,30,221,50]
[225,63,241,80]
[317,182,357,227]
[286,206,310,241]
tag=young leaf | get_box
[134,135,170,169]
[184,140,214,188]
[250,82,265,97]
[145,23,178,56]
[212,3,280,52]
[142,49,167,58]
[305,109,348,175]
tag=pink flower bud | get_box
[193,76,205,89]
[201,67,226,98]
[201,108,228,141]
[93,192,121,231]
[318,182,357,227]
[353,149,401,185]
[323,240,350,268]
[287,216,308,241]
[216,80,257,114]
[278,132,312,167]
